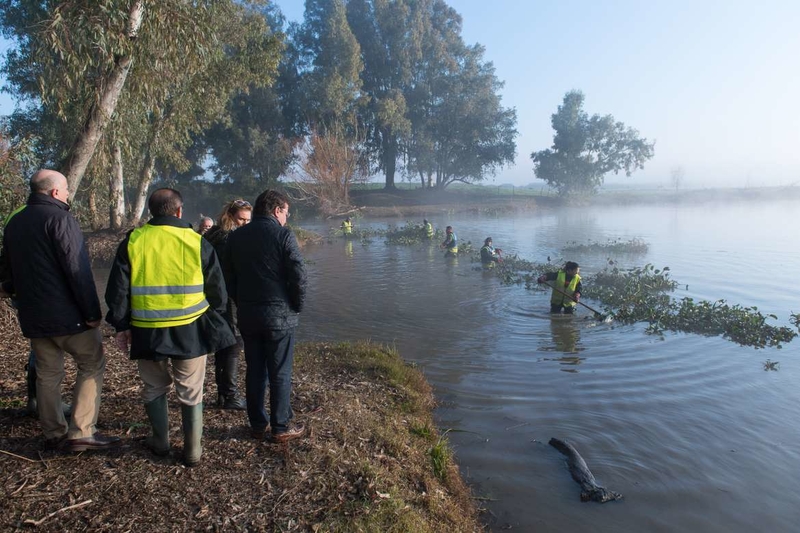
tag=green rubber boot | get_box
[144,395,170,456]
[181,403,203,467]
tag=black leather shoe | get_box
[44,435,68,451]
[269,423,306,444]
[67,433,122,452]
[221,395,246,410]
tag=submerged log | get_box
[549,437,623,503]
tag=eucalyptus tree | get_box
[1,1,282,220]
[0,0,144,197]
[531,90,655,196]
[202,5,299,188]
[346,0,416,189]
[290,0,367,209]
[404,6,517,190]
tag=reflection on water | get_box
[298,199,800,532]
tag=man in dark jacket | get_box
[1,169,120,452]
[105,188,235,466]
[224,189,307,443]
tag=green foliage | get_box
[384,222,444,245]
[429,431,452,481]
[0,131,35,235]
[584,264,796,349]
[562,238,649,254]
[1,0,284,214]
[531,90,655,196]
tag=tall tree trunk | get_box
[109,142,126,230]
[382,133,397,190]
[62,1,145,199]
[87,188,99,231]
[128,132,159,226]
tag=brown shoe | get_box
[67,433,122,452]
[269,423,306,443]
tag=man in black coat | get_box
[1,169,120,452]
[224,189,307,443]
[105,188,235,466]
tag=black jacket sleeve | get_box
[0,238,11,295]
[53,214,101,322]
[202,239,228,314]
[283,231,307,313]
[105,235,132,331]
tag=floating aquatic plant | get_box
[384,222,444,245]
[584,264,797,349]
[562,237,649,254]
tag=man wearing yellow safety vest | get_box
[537,261,582,314]
[341,217,353,236]
[423,219,434,239]
[440,225,458,257]
[105,188,235,466]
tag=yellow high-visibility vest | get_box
[342,220,352,235]
[551,270,581,308]
[128,224,209,328]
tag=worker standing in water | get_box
[440,226,458,257]
[480,237,502,268]
[537,261,582,314]
[341,217,352,236]
[423,219,434,239]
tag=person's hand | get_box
[115,330,132,354]
[86,319,101,328]
[537,275,546,284]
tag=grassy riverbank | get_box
[0,302,482,531]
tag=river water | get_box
[295,197,800,532]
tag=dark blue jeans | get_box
[242,328,295,433]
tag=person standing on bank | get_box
[203,199,252,410]
[105,188,235,466]
[196,216,213,235]
[537,261,582,314]
[1,169,120,452]
[224,189,307,443]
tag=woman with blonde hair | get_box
[203,199,252,409]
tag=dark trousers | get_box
[242,328,295,433]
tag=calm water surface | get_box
[296,198,800,532]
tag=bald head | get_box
[148,188,183,217]
[30,169,67,195]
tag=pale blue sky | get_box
[3,1,799,188]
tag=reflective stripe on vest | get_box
[128,224,209,328]
[551,270,581,307]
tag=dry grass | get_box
[0,304,482,532]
